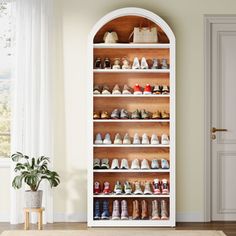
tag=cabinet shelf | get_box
[93,69,170,74]
[93,43,171,49]
[93,194,170,198]
[93,144,170,148]
[93,169,170,173]
[93,119,170,123]
[93,95,170,98]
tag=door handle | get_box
[211,127,228,133]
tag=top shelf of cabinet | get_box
[93,43,171,49]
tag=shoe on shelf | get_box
[144,181,152,195]
[143,84,152,95]
[161,159,169,169]
[93,85,101,94]
[131,109,141,119]
[151,58,159,69]
[152,200,161,220]
[161,58,168,69]
[111,108,120,119]
[151,134,159,145]
[141,57,149,69]
[122,57,131,69]
[132,200,140,220]
[151,159,160,169]
[94,133,103,144]
[104,57,111,69]
[112,58,121,69]
[94,58,102,69]
[94,200,101,220]
[101,200,110,220]
[103,181,111,194]
[123,133,131,145]
[140,109,150,119]
[114,133,122,145]
[132,57,140,69]
[153,178,161,195]
[153,85,162,95]
[93,111,100,119]
[111,159,119,169]
[120,109,129,119]
[161,134,170,145]
[112,84,122,95]
[161,199,169,220]
[152,111,162,119]
[133,181,143,195]
[141,159,150,169]
[133,133,141,145]
[161,179,169,195]
[124,181,132,195]
[93,158,101,169]
[101,158,109,169]
[122,84,132,95]
[112,200,120,220]
[101,111,110,119]
[161,111,170,119]
[103,133,112,145]
[121,200,129,220]
[114,181,122,195]
[162,85,170,94]
[101,85,111,95]
[131,159,140,169]
[141,200,149,220]
[94,181,101,194]
[142,133,150,145]
[133,84,142,95]
[120,159,129,169]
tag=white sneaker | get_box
[133,133,141,144]
[141,57,149,69]
[161,134,170,145]
[111,159,119,169]
[144,181,152,195]
[161,159,169,169]
[151,159,159,169]
[120,159,129,169]
[114,133,122,144]
[151,134,159,145]
[131,159,140,169]
[132,57,140,69]
[103,133,112,144]
[95,133,103,144]
[142,133,149,145]
[134,181,143,195]
[141,159,150,169]
[123,133,131,144]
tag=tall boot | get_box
[141,200,149,220]
[152,200,160,220]
[161,199,169,220]
[132,200,140,220]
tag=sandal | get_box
[101,111,110,119]
[152,111,162,119]
[153,85,162,95]
[111,109,120,119]
[93,111,100,119]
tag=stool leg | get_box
[38,211,43,230]
[24,212,29,230]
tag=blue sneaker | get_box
[94,200,100,220]
[161,159,169,169]
[101,200,110,220]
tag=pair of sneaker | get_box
[94,200,110,220]
[113,181,132,195]
[133,181,153,195]
[153,178,170,195]
[111,159,129,169]
[112,200,129,220]
[112,84,132,95]
[93,84,111,95]
[151,159,170,169]
[131,159,150,169]
[131,109,150,119]
[113,133,131,144]
[94,181,111,195]
[111,109,129,119]
[93,158,109,169]
[94,57,111,69]
[94,133,112,145]
[133,133,160,145]
[132,57,149,69]
[133,84,152,95]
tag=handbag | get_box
[129,27,158,43]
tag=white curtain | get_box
[10,0,54,224]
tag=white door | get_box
[211,22,236,220]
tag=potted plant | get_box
[11,152,60,208]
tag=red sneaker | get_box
[94,181,101,194]
[133,84,142,95]
[143,84,152,95]
[153,178,161,195]
[103,181,111,194]
[161,179,169,195]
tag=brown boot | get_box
[141,200,149,220]
[132,200,140,220]
[161,199,169,220]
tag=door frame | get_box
[204,15,236,222]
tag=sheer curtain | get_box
[10,0,54,224]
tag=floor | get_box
[0,222,236,236]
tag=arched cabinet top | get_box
[89,7,175,45]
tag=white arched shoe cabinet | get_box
[87,7,175,227]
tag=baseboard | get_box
[0,213,10,222]
[176,212,205,222]
[54,213,87,222]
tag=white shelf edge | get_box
[93,119,169,123]
[93,69,170,73]
[93,194,170,198]
[93,43,170,49]
[93,169,170,173]
[93,95,170,98]
[93,144,170,148]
